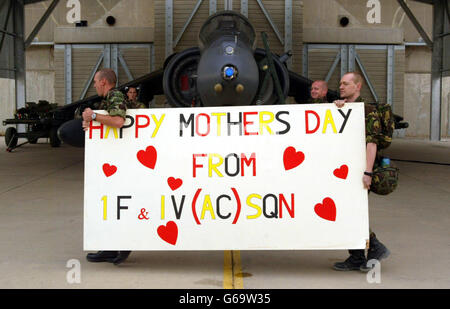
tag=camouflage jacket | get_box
[94,90,127,120]
[308,97,328,103]
[353,96,384,146]
[126,99,147,109]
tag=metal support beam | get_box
[209,0,217,15]
[79,52,103,100]
[224,0,233,10]
[24,0,59,48]
[411,0,434,4]
[118,50,134,82]
[13,0,26,118]
[241,0,248,17]
[103,44,110,68]
[165,0,173,58]
[285,0,293,69]
[0,27,16,37]
[256,0,284,45]
[173,0,203,48]
[355,53,379,103]
[397,0,433,49]
[150,43,155,106]
[443,0,450,77]
[64,44,72,104]
[325,51,341,82]
[0,0,14,54]
[150,43,155,71]
[430,0,445,141]
[111,44,118,85]
[340,45,348,77]
[302,44,308,77]
[348,45,356,72]
[387,45,395,106]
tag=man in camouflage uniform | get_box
[332,72,390,272]
[81,69,128,131]
[82,68,131,266]
[125,86,147,109]
[308,80,329,103]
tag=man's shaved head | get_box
[96,68,117,86]
[94,68,117,97]
[339,72,364,102]
[310,80,328,100]
[343,72,364,87]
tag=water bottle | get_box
[381,157,391,168]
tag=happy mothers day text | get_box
[89,108,352,224]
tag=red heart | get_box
[102,163,117,177]
[157,221,178,245]
[283,147,305,170]
[314,197,337,222]
[167,177,183,191]
[137,146,157,169]
[333,165,349,179]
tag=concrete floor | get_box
[0,137,449,289]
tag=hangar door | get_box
[54,44,155,105]
[303,44,405,115]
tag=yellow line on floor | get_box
[223,250,243,289]
[232,251,244,289]
[223,251,233,289]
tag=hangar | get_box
[0,0,449,290]
[1,0,448,139]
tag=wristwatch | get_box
[91,112,97,120]
[364,171,373,177]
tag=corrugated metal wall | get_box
[305,44,404,115]
[54,44,153,105]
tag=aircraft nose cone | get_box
[222,65,238,80]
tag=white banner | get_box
[84,103,369,250]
